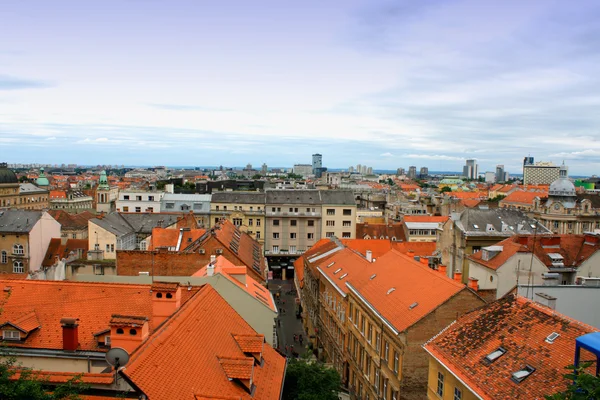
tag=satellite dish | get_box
[106,347,130,368]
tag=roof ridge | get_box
[517,295,600,332]
[0,279,153,289]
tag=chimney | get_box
[366,250,373,263]
[420,257,428,265]
[151,282,182,328]
[407,250,415,258]
[438,265,447,275]
[207,255,216,276]
[468,277,479,291]
[453,271,462,282]
[109,315,150,354]
[61,317,79,351]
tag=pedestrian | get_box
[277,319,281,327]
[282,299,286,306]
[285,344,289,354]
[293,334,297,342]
[299,335,303,345]
[290,344,294,354]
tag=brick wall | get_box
[400,289,485,399]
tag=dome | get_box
[0,163,18,184]
[36,167,49,187]
[549,177,576,197]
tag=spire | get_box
[36,167,49,187]
[98,170,109,190]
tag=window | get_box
[110,244,114,252]
[122,206,129,212]
[511,366,535,383]
[553,221,559,229]
[0,251,6,264]
[106,244,110,252]
[148,196,154,201]
[72,233,77,239]
[13,244,23,255]
[215,218,220,225]
[248,219,253,226]
[342,232,351,238]
[392,390,398,400]
[146,207,154,212]
[256,231,261,239]
[2,330,20,340]
[271,207,276,212]
[308,220,314,227]
[256,219,261,226]
[290,232,297,239]
[484,347,506,364]
[374,370,380,394]
[94,265,104,275]
[343,220,352,227]
[193,203,202,210]
[437,372,444,396]
[384,341,389,361]
[289,245,296,254]
[327,209,335,215]
[354,308,358,326]
[394,351,399,373]
[326,232,334,238]
[307,233,314,240]
[272,245,279,253]
[123,195,130,200]
[13,261,24,273]
[273,219,280,226]
[375,332,381,354]
[368,324,373,343]
[233,218,242,227]
[349,303,353,322]
[360,317,365,335]
[216,205,220,211]
[454,387,462,400]
[326,220,335,226]
[273,232,280,239]
[166,202,175,209]
[291,220,297,226]
[343,209,352,215]
[289,207,293,212]
[135,207,141,213]
[383,378,388,400]
[568,222,573,229]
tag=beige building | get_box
[0,163,49,210]
[210,192,266,244]
[49,190,94,212]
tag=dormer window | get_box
[511,365,535,383]
[484,347,506,364]
[2,330,20,340]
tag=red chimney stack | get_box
[61,317,79,351]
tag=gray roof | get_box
[266,190,322,205]
[212,192,266,204]
[162,193,212,202]
[19,182,48,194]
[319,190,356,206]
[90,212,181,236]
[454,208,551,236]
[0,210,44,233]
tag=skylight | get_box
[333,268,342,274]
[484,347,506,364]
[473,224,479,229]
[327,262,335,268]
[386,288,396,295]
[370,274,376,280]
[409,302,418,310]
[511,366,535,383]
[545,332,560,344]
[339,273,348,279]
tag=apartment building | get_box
[0,163,49,210]
[210,192,266,244]
[320,191,357,240]
[161,193,212,227]
[116,190,164,213]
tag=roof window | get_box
[511,366,535,383]
[409,302,418,310]
[545,332,560,344]
[370,274,376,280]
[333,268,342,275]
[339,273,348,279]
[386,288,396,295]
[473,224,479,229]
[484,347,506,364]
[327,262,335,268]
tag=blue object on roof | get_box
[574,332,600,377]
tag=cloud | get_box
[380,152,394,157]
[0,75,51,90]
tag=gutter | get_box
[278,356,288,400]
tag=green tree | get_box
[283,358,341,400]
[545,362,600,400]
[440,186,452,193]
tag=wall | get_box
[578,250,600,278]
[28,212,61,271]
[426,356,479,400]
[6,354,106,373]
[0,232,28,274]
[320,205,356,240]
[88,221,118,260]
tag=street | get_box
[270,279,309,358]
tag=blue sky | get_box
[1,0,600,175]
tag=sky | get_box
[1,0,600,175]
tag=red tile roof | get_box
[448,192,488,199]
[403,215,449,223]
[148,227,207,250]
[500,190,546,206]
[424,295,599,400]
[219,357,255,380]
[461,199,481,208]
[47,210,96,230]
[0,280,199,352]
[341,239,393,258]
[123,285,285,400]
[391,241,437,257]
[42,238,88,267]
[234,334,265,354]
[11,370,114,385]
[356,223,406,241]
[49,190,67,199]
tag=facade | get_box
[0,164,49,210]
[408,166,417,179]
[419,167,428,178]
[424,294,598,400]
[402,216,448,242]
[116,190,164,213]
[0,210,61,274]
[484,171,496,183]
[523,161,560,185]
[49,189,93,212]
[495,164,505,182]
[293,164,313,177]
[48,209,96,244]
[462,159,478,180]
[161,193,212,227]
[312,153,323,174]
[211,192,266,243]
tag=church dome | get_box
[549,164,576,197]
[0,163,18,184]
[36,167,50,187]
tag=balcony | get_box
[266,211,321,218]
[265,249,306,256]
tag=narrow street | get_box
[270,279,308,358]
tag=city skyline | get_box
[2,0,600,175]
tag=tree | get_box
[545,362,600,400]
[440,186,452,193]
[0,353,88,399]
[283,358,341,400]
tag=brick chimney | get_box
[468,277,479,291]
[438,265,447,275]
[151,282,182,327]
[61,317,79,351]
[453,271,462,282]
[109,315,149,354]
[420,257,428,265]
[407,250,415,258]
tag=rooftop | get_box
[0,210,44,233]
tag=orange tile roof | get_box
[148,227,207,250]
[347,250,466,332]
[313,248,370,295]
[48,210,96,230]
[403,215,449,223]
[424,295,599,400]
[110,315,148,327]
[211,220,265,281]
[123,285,286,400]
[49,190,66,199]
[460,199,481,208]
[219,357,255,379]
[500,190,546,206]
[43,238,88,267]
[391,241,437,257]
[1,310,41,333]
[448,192,488,199]
[234,334,265,354]
[468,239,524,271]
[0,280,199,352]
[341,239,393,258]
[356,223,406,241]
[11,370,114,385]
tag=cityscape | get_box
[2,1,600,400]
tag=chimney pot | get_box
[366,250,373,263]
[468,277,479,291]
[61,317,79,351]
[210,254,216,264]
[438,265,447,275]
[453,271,462,282]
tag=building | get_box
[437,208,551,283]
[49,189,94,212]
[48,209,96,244]
[293,164,314,177]
[95,170,118,213]
[462,159,478,180]
[0,163,49,210]
[419,167,429,178]
[499,190,547,211]
[320,191,357,241]
[312,153,323,175]
[116,190,164,213]
[0,279,285,398]
[495,164,505,183]
[403,215,448,242]
[161,193,212,227]
[356,222,406,242]
[408,166,417,179]
[0,210,61,275]
[523,161,560,185]
[397,168,405,176]
[484,171,496,183]
[423,294,598,400]
[211,192,266,243]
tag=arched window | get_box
[129,329,137,336]
[116,328,124,334]
[156,292,163,298]
[0,251,6,264]
[166,293,173,299]
[13,244,24,255]
[13,261,24,273]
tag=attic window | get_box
[339,273,348,279]
[2,330,20,340]
[545,332,560,344]
[386,288,396,295]
[409,302,418,310]
[333,268,342,275]
[484,347,506,364]
[511,366,535,383]
[370,274,376,280]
